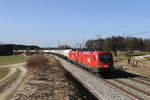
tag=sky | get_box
[0,0,150,47]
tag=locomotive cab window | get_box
[99,54,112,63]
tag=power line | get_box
[123,30,150,37]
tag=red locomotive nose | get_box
[98,52,113,69]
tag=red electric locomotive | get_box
[69,50,114,73]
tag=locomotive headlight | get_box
[104,65,109,68]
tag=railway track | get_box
[55,55,150,100]
[138,77,150,83]
[94,72,150,100]
[129,78,150,87]
[104,79,150,100]
[102,79,146,100]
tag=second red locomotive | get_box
[69,50,114,73]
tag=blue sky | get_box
[0,0,150,47]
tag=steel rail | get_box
[129,78,150,87]
[102,79,145,100]
[114,79,150,96]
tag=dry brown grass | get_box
[114,57,150,77]
[11,55,86,100]
[27,55,48,68]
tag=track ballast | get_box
[55,55,150,100]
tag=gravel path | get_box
[0,63,25,68]
[0,63,27,100]
[135,55,150,61]
[0,68,16,82]
[56,56,150,100]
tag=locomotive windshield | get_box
[99,54,112,63]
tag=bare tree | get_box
[58,44,71,49]
[76,40,85,50]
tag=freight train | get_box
[14,49,114,73]
[49,49,114,73]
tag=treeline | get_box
[42,44,72,50]
[0,44,40,56]
[11,44,40,50]
[85,36,150,56]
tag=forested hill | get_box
[0,44,40,56]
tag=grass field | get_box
[0,55,29,66]
[144,57,150,60]
[130,52,150,56]
[0,68,9,79]
[115,51,150,57]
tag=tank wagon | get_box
[49,49,114,73]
